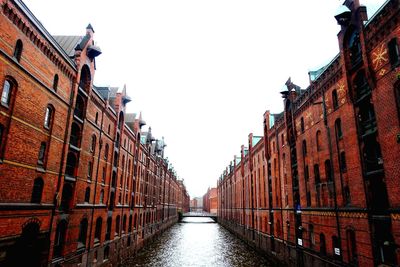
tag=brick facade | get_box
[0,0,189,266]
[218,1,400,266]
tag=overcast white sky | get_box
[24,0,386,198]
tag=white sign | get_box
[298,238,303,246]
[334,248,341,255]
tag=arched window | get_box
[44,105,54,129]
[325,160,332,182]
[111,171,117,188]
[69,122,81,148]
[1,79,13,107]
[31,177,44,203]
[118,111,124,131]
[102,167,106,184]
[13,39,23,62]
[344,185,351,205]
[99,189,104,204]
[78,218,88,248]
[332,90,339,110]
[320,233,326,256]
[53,220,67,258]
[37,142,47,165]
[90,134,96,153]
[65,152,77,177]
[335,118,343,139]
[53,74,59,91]
[316,130,322,151]
[95,112,98,124]
[104,143,109,159]
[105,217,112,240]
[84,187,90,203]
[346,229,357,263]
[94,217,102,243]
[300,117,305,133]
[87,161,93,180]
[79,65,91,92]
[115,215,120,236]
[74,95,85,119]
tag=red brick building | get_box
[203,187,218,214]
[0,0,189,266]
[218,0,400,266]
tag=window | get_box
[332,90,338,110]
[53,74,59,91]
[104,246,110,260]
[102,167,106,184]
[31,177,44,203]
[65,152,77,177]
[87,161,93,179]
[74,95,85,119]
[320,233,326,256]
[13,39,23,62]
[115,215,120,236]
[78,219,88,248]
[300,117,305,133]
[332,235,340,258]
[316,130,322,151]
[90,134,96,153]
[348,31,362,66]
[105,217,112,240]
[325,160,332,182]
[53,220,67,258]
[309,224,315,249]
[128,215,132,233]
[346,229,357,263]
[44,106,54,129]
[123,215,127,233]
[94,217,102,243]
[37,142,47,165]
[100,189,104,204]
[388,38,400,67]
[108,124,110,134]
[104,143,109,160]
[314,164,321,184]
[340,151,347,172]
[395,83,400,124]
[281,134,284,146]
[335,118,343,139]
[84,187,90,203]
[95,112,98,124]
[1,79,12,106]
[302,140,307,157]
[0,124,4,149]
[344,185,351,205]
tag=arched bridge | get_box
[179,212,218,223]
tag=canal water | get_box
[124,217,275,267]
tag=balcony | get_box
[360,118,377,138]
[355,83,371,104]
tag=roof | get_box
[125,113,137,123]
[52,35,82,57]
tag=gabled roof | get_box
[52,35,82,57]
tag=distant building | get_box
[203,188,218,214]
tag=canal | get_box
[124,217,275,267]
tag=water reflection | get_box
[125,217,273,267]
